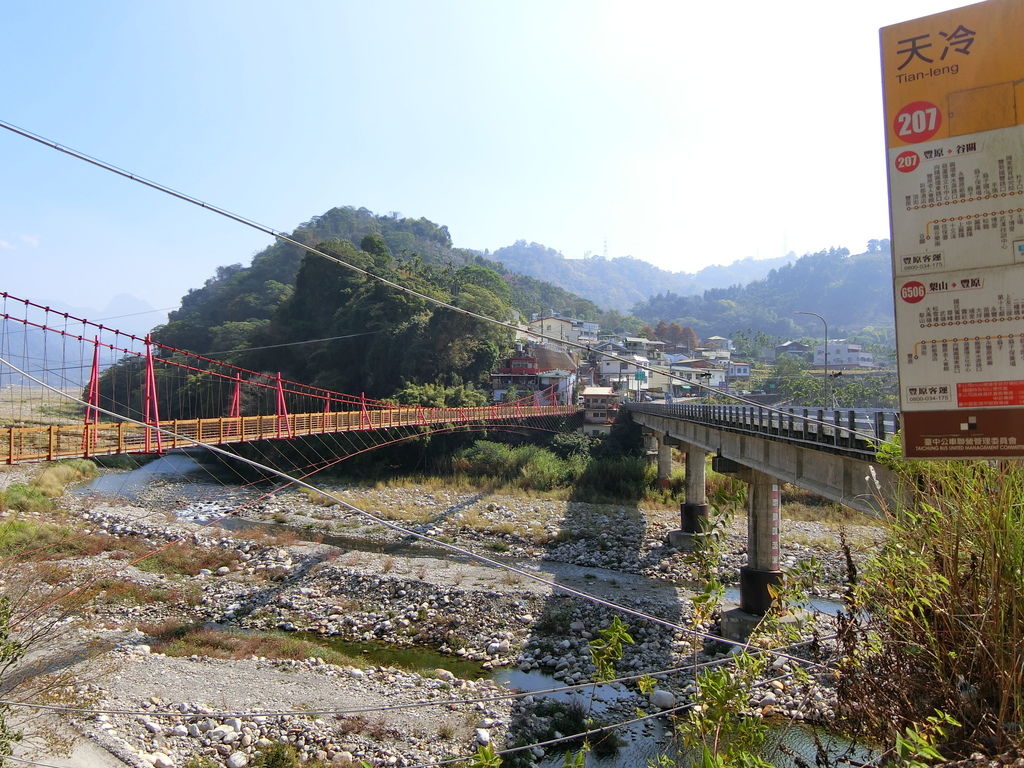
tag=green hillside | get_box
[154,206,640,357]
[630,242,894,339]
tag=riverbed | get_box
[21,450,871,766]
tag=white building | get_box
[813,340,875,369]
[528,316,577,345]
[666,364,727,396]
[598,354,649,394]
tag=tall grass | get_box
[448,439,679,503]
[453,441,582,492]
[0,459,98,513]
[838,448,1024,756]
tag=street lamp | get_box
[794,310,829,407]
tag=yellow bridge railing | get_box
[2,404,579,464]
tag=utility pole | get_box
[794,311,829,407]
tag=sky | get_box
[0,0,969,326]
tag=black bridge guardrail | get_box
[623,402,900,461]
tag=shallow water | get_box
[290,630,493,680]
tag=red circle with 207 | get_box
[895,150,920,173]
[893,101,942,143]
[900,281,926,303]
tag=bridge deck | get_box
[2,405,578,464]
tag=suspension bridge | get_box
[0,292,578,464]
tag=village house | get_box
[580,386,620,436]
[489,344,578,404]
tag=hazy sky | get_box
[1,0,966,322]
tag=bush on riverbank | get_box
[0,459,98,514]
[448,437,683,504]
[836,442,1024,759]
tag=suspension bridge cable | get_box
[0,354,830,670]
[0,118,889,443]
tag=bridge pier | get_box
[667,444,709,550]
[656,435,674,490]
[722,468,784,640]
[626,404,898,640]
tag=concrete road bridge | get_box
[624,402,899,637]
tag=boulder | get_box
[649,689,676,710]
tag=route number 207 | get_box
[893,101,941,143]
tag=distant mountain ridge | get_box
[490,241,795,313]
[630,242,894,338]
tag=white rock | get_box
[209,725,236,741]
[649,689,676,710]
[475,728,491,745]
[216,566,231,576]
[152,754,174,768]
[226,752,248,768]
[170,725,188,737]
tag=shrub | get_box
[459,441,515,479]
[517,448,566,491]
[572,456,654,502]
[837,447,1024,758]
[252,742,300,768]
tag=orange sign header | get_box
[881,0,1024,147]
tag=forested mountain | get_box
[238,234,516,398]
[98,207,649,416]
[492,241,794,313]
[155,206,640,357]
[630,241,893,339]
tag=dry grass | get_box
[0,386,83,426]
[91,577,202,607]
[242,525,301,547]
[0,517,121,560]
[133,542,237,576]
[783,501,880,527]
[297,486,338,507]
[785,530,841,550]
